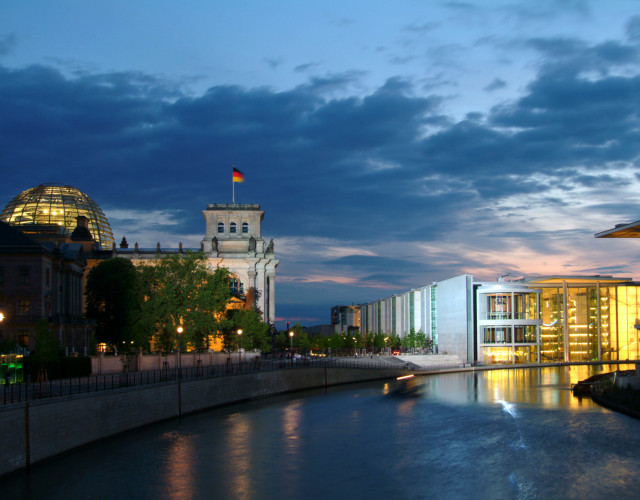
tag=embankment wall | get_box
[1,366,400,478]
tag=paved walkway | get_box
[331,354,464,370]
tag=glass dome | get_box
[1,183,114,249]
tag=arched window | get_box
[217,222,224,233]
[242,222,249,233]
[230,222,237,233]
[229,277,244,296]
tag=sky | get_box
[2,1,640,328]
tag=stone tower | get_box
[201,203,279,324]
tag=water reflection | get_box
[162,431,197,500]
[3,365,640,500]
[223,413,252,499]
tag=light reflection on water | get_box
[2,365,640,499]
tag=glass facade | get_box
[612,286,640,361]
[540,288,564,362]
[1,183,114,249]
[514,280,640,364]
[478,284,541,365]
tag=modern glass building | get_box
[1,183,114,249]
[361,275,640,366]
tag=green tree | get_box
[328,332,344,354]
[31,320,60,379]
[373,333,387,352]
[85,258,142,350]
[275,332,289,351]
[226,308,271,353]
[310,334,328,352]
[416,330,427,352]
[138,252,231,352]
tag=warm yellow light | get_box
[237,329,243,336]
[177,327,183,334]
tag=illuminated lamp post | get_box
[237,329,243,364]
[289,331,294,364]
[177,326,183,379]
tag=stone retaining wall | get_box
[1,366,401,478]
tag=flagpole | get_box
[232,165,235,203]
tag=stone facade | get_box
[115,203,279,325]
[0,221,87,351]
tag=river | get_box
[2,364,640,499]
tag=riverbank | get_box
[2,359,637,478]
[572,368,640,420]
[0,363,407,478]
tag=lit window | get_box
[229,278,244,296]
[242,222,249,233]
[18,299,31,316]
[19,332,29,347]
[230,222,237,234]
[218,222,225,233]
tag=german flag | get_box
[232,167,244,183]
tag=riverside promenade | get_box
[0,354,465,478]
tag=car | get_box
[392,350,401,355]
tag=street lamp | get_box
[237,329,243,364]
[289,330,294,363]
[177,326,183,379]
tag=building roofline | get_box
[595,220,640,238]
[205,203,261,211]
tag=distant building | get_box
[0,221,87,351]
[331,305,361,333]
[305,324,334,336]
[361,274,640,365]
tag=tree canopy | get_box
[85,257,142,349]
[137,252,231,352]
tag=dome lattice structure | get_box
[1,183,114,249]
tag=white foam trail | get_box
[498,399,517,418]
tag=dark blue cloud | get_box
[2,29,640,326]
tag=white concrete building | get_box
[361,274,640,366]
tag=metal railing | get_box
[1,356,421,406]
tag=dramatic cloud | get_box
[3,3,640,325]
